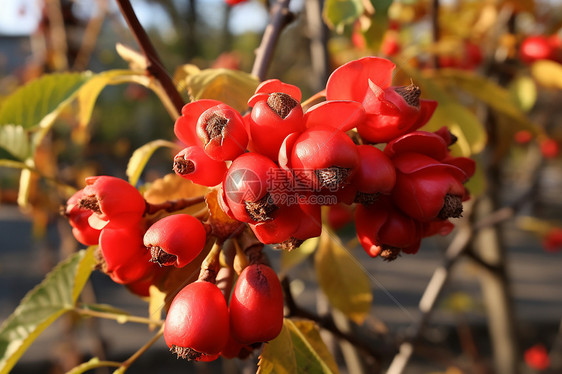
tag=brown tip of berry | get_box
[148,246,177,267]
[173,158,195,175]
[267,92,298,119]
[245,192,278,222]
[204,113,228,144]
[354,192,380,205]
[79,195,102,214]
[170,345,203,361]
[438,194,463,220]
[380,247,401,262]
[315,166,351,191]
[274,237,304,251]
[394,83,421,107]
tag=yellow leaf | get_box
[315,231,372,324]
[186,68,260,113]
[531,60,562,90]
[279,237,320,278]
[258,321,297,374]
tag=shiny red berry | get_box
[65,189,101,246]
[173,146,227,187]
[164,281,230,361]
[79,176,146,229]
[247,80,305,160]
[143,214,207,268]
[229,264,284,344]
[99,224,155,284]
[196,103,248,161]
[520,36,554,64]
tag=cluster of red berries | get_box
[173,56,474,258]
[65,56,475,362]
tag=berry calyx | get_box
[173,146,227,187]
[267,92,298,119]
[394,83,421,107]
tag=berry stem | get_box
[251,0,294,81]
[199,241,223,283]
[115,0,184,115]
[119,326,164,372]
[74,307,163,327]
[144,196,206,215]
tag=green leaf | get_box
[287,320,339,374]
[0,125,29,160]
[77,70,148,130]
[509,75,537,112]
[315,231,372,324]
[432,69,540,136]
[279,237,319,278]
[185,68,260,113]
[0,247,96,374]
[65,357,120,374]
[323,0,364,33]
[0,72,92,130]
[126,139,179,186]
[258,319,339,374]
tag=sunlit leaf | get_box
[258,320,297,374]
[205,189,245,241]
[509,75,537,112]
[126,139,179,186]
[259,319,338,374]
[65,357,120,374]
[143,173,209,205]
[289,320,339,373]
[315,231,372,324]
[279,237,319,277]
[0,125,29,160]
[0,247,96,374]
[324,0,364,33]
[185,68,259,113]
[17,165,33,209]
[77,69,147,130]
[531,60,562,90]
[0,72,92,130]
[432,69,540,135]
[148,285,166,331]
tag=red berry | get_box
[223,153,286,223]
[79,176,146,229]
[247,80,305,160]
[524,344,550,370]
[99,224,155,284]
[173,146,227,187]
[540,138,559,159]
[196,103,248,161]
[542,228,562,252]
[353,145,396,195]
[174,99,222,147]
[65,189,101,246]
[290,126,359,191]
[164,281,230,360]
[514,130,533,145]
[229,264,284,344]
[520,36,554,64]
[327,204,354,231]
[143,214,207,268]
[355,197,422,259]
[249,204,301,245]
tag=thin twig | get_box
[281,277,392,360]
[115,0,184,114]
[251,0,294,81]
[75,307,164,327]
[119,326,164,371]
